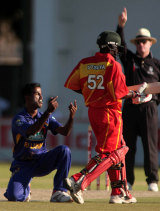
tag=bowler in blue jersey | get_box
[4,82,77,202]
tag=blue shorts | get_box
[4,145,71,201]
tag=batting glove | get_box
[132,93,152,104]
[132,82,152,104]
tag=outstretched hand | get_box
[118,8,127,28]
[68,100,77,119]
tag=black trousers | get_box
[122,100,159,185]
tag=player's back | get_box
[65,52,128,109]
[79,52,121,108]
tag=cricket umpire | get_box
[117,8,160,191]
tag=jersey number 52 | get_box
[87,74,104,90]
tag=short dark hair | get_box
[22,83,41,97]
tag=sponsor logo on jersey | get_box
[24,142,43,149]
[25,131,44,149]
[27,131,45,141]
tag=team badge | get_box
[147,66,154,75]
[16,119,23,126]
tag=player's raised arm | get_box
[55,100,77,136]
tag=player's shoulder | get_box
[13,109,25,119]
[114,60,122,70]
[12,110,25,127]
[107,54,121,66]
[80,55,97,64]
[12,108,31,124]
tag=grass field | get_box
[0,163,160,211]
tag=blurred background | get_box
[0,0,160,164]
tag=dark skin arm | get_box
[55,100,77,136]
[122,90,138,99]
[26,96,58,136]
[26,97,77,137]
[73,89,137,99]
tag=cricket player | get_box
[64,31,138,204]
[4,83,77,202]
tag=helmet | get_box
[96,31,121,48]
[96,31,123,59]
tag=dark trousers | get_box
[122,101,159,185]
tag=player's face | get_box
[30,87,43,109]
[136,39,152,57]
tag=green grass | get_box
[0,198,160,211]
[0,163,160,211]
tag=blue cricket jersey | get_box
[12,108,62,161]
